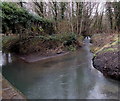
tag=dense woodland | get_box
[0,1,120,54]
[1,2,120,34]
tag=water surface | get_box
[1,41,120,99]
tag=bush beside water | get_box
[1,2,84,54]
[2,33,83,54]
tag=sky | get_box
[1,0,120,2]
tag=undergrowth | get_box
[2,33,83,54]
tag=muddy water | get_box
[1,40,120,99]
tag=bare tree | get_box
[33,0,44,17]
[76,2,83,35]
[60,2,67,20]
[49,1,59,30]
[112,2,120,32]
[106,2,113,30]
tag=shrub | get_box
[2,33,83,54]
[1,2,54,35]
[2,36,19,52]
[67,45,76,51]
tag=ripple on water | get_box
[2,39,120,99]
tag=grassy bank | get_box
[91,33,119,56]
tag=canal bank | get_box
[0,51,26,99]
[2,77,26,99]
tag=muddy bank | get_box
[93,50,119,81]
[19,51,69,63]
[2,77,26,99]
[91,33,119,81]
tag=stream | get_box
[1,38,120,99]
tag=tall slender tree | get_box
[33,0,44,17]
[60,2,66,20]
[106,2,113,30]
[76,2,83,35]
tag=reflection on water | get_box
[2,40,120,99]
[0,52,12,67]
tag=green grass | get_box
[102,47,117,53]
[92,33,119,57]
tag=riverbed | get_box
[1,41,120,99]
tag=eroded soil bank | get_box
[91,33,120,81]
